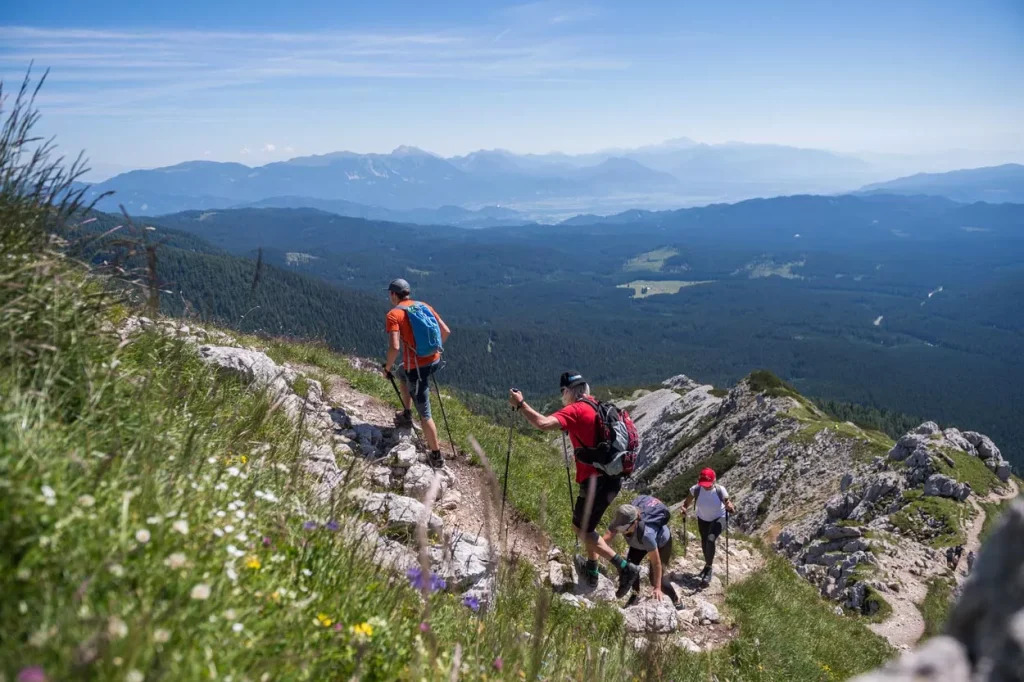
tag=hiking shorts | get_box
[572,475,623,533]
[401,361,439,419]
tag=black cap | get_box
[388,278,411,295]
[559,371,586,389]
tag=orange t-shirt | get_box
[385,300,444,369]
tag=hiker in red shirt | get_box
[383,278,450,468]
[509,372,639,596]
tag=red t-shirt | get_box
[554,399,600,483]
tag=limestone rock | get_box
[403,463,447,499]
[358,493,443,534]
[694,598,721,624]
[548,560,576,593]
[914,422,941,436]
[822,524,863,541]
[622,598,679,634]
[430,531,492,590]
[942,429,976,456]
[923,474,971,502]
[995,461,1012,483]
[570,571,618,603]
[851,637,970,681]
[198,345,294,399]
[389,442,421,469]
[674,637,702,653]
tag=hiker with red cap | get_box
[680,467,736,587]
[509,372,640,596]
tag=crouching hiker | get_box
[605,495,680,607]
[680,467,735,587]
[509,371,640,596]
[383,278,451,469]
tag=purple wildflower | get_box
[406,567,446,593]
[419,621,430,633]
[302,520,317,531]
[493,657,503,672]
[462,595,481,612]
[262,536,272,547]
[18,668,47,682]
[325,519,341,532]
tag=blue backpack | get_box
[633,494,671,529]
[398,302,443,357]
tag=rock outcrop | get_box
[852,501,1024,681]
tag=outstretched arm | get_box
[509,390,561,431]
[648,547,664,600]
[384,331,401,373]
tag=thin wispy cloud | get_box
[0,21,625,116]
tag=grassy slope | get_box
[918,577,955,641]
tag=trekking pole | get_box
[561,432,580,554]
[501,404,516,542]
[430,375,458,459]
[385,369,405,407]
[725,512,730,588]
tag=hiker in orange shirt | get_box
[383,278,451,468]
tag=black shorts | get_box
[572,475,623,533]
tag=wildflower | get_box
[41,486,56,506]
[226,566,239,582]
[406,567,446,593]
[17,667,47,682]
[224,609,237,621]
[334,622,343,631]
[462,595,481,612]
[29,630,49,647]
[302,520,317,531]
[126,670,144,682]
[271,554,286,563]
[419,622,430,633]
[325,519,341,532]
[135,529,151,544]
[246,556,262,570]
[214,482,228,491]
[172,520,189,535]
[226,545,244,558]
[350,622,374,639]
[77,495,96,508]
[165,553,188,570]
[190,583,211,600]
[262,536,272,547]
[317,613,333,627]
[109,564,125,578]
[225,524,236,534]
[153,629,171,643]
[240,455,248,464]
[234,510,246,520]
[232,622,244,633]
[213,528,225,538]
[493,657,503,672]
[227,467,241,477]
[301,568,313,577]
[108,617,129,639]
[146,516,161,525]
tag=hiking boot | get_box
[427,450,444,469]
[624,592,640,608]
[395,409,414,428]
[701,566,713,587]
[573,556,600,587]
[616,562,640,598]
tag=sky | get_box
[2,0,1022,176]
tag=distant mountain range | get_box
[82,139,884,219]
[860,164,1024,204]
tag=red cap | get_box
[698,467,716,489]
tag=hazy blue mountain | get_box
[860,164,1024,203]
[241,196,531,228]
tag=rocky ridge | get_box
[620,372,1016,647]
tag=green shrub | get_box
[747,370,800,399]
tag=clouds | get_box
[0,19,624,117]
[262,143,276,152]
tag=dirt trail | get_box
[869,477,1020,650]
[311,366,550,568]
[958,477,1020,584]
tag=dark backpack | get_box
[396,302,443,357]
[573,397,640,478]
[633,494,671,529]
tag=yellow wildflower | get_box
[240,455,248,464]
[270,591,281,603]
[246,556,261,570]
[350,622,374,638]
[317,613,333,627]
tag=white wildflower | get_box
[41,485,56,506]
[213,528,225,538]
[226,566,239,582]
[108,616,129,639]
[227,467,241,477]
[214,482,228,491]
[190,583,211,600]
[29,629,49,647]
[216,511,227,518]
[234,510,246,520]
[126,670,144,682]
[146,516,161,525]
[224,525,235,534]
[207,457,217,464]
[165,510,178,518]
[301,569,312,577]
[109,564,125,578]
[153,628,171,643]
[165,553,188,570]
[19,601,28,614]
[232,622,244,633]
[227,501,239,511]
[270,554,286,563]
[77,494,96,508]
[172,519,189,535]
[113,657,124,667]
[234,532,248,543]
[226,545,244,558]
[135,529,151,544]
[224,609,237,621]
